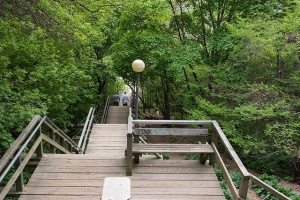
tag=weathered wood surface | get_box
[18,121,225,200]
[19,156,224,200]
[85,124,127,154]
[105,106,129,124]
[132,143,214,153]
[134,128,208,136]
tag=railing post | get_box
[36,127,43,158]
[210,125,218,165]
[126,133,133,176]
[133,133,140,164]
[60,137,64,153]
[68,143,72,153]
[50,130,56,153]
[13,154,24,192]
[239,175,250,200]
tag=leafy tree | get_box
[186,1,300,179]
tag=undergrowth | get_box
[214,167,243,200]
[251,174,300,200]
[215,168,300,200]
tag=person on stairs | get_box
[113,93,120,106]
[122,92,129,106]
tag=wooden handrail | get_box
[0,115,81,198]
[250,174,290,200]
[212,121,250,177]
[212,121,251,199]
[0,117,47,183]
[211,143,240,199]
[0,115,41,174]
[44,117,80,152]
[0,135,44,199]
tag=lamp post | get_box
[132,59,145,119]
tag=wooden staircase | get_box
[16,106,225,200]
[105,106,129,124]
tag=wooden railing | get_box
[0,115,81,199]
[126,118,290,200]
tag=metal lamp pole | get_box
[132,60,145,120]
[134,73,140,119]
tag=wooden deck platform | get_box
[19,155,224,200]
[19,107,225,200]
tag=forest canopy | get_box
[0,0,299,181]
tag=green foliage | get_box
[162,154,170,160]
[0,1,111,154]
[214,167,233,200]
[252,174,300,200]
[0,0,300,186]
[231,172,242,188]
[185,153,200,160]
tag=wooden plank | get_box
[84,150,125,154]
[90,130,127,133]
[30,173,126,180]
[85,146,125,150]
[39,160,126,167]
[92,127,127,130]
[133,167,214,174]
[87,141,125,144]
[132,160,211,168]
[84,146,125,150]
[19,195,101,200]
[26,179,103,187]
[131,195,226,200]
[131,173,218,181]
[88,137,126,140]
[134,128,208,136]
[34,166,126,173]
[38,159,126,167]
[41,154,124,159]
[131,180,221,188]
[21,186,101,195]
[101,177,130,200]
[30,173,217,181]
[132,143,214,153]
[86,147,125,150]
[90,133,127,135]
[131,187,224,195]
[88,138,125,142]
[88,135,126,138]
